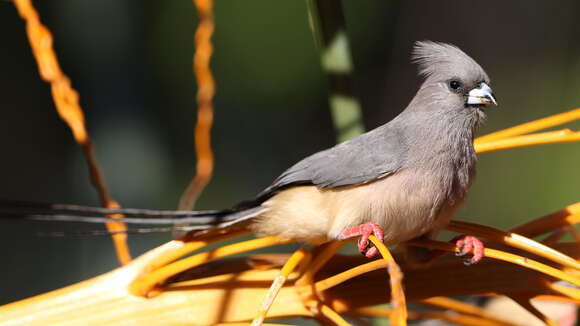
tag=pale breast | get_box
[325,168,460,244]
[250,167,462,245]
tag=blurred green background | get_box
[1,0,579,309]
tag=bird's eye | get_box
[448,80,462,91]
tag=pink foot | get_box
[452,235,484,265]
[339,222,385,258]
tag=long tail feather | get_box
[39,226,212,237]
[0,212,223,225]
[0,199,266,231]
[0,199,224,218]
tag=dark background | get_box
[1,1,579,305]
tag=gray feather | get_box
[412,41,489,83]
[0,203,266,229]
[259,123,407,195]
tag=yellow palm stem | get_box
[447,220,580,270]
[369,235,407,326]
[251,249,310,326]
[407,239,580,287]
[149,230,250,271]
[475,108,580,144]
[474,129,580,153]
[507,295,559,326]
[418,296,514,325]
[355,307,514,326]
[130,236,292,296]
[297,241,346,286]
[543,281,580,301]
[305,301,352,326]
[510,202,580,238]
[308,259,388,294]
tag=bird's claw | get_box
[340,222,385,258]
[452,235,484,265]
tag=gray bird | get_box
[0,41,497,262]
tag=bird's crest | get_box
[412,41,487,81]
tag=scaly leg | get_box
[339,222,385,258]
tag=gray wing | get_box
[257,124,408,198]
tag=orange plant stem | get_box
[356,307,515,326]
[252,248,310,326]
[418,297,514,326]
[475,108,580,144]
[305,301,352,326]
[369,235,408,326]
[407,239,580,287]
[130,236,293,296]
[13,0,130,264]
[309,259,388,294]
[543,281,580,301]
[138,230,250,274]
[507,295,559,326]
[297,241,346,286]
[474,129,580,153]
[447,220,580,270]
[509,202,580,238]
[179,0,216,210]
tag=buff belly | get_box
[249,168,464,245]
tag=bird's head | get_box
[411,41,497,115]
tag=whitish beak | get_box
[466,82,497,106]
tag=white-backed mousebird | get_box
[0,41,498,264]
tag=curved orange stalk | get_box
[509,202,580,238]
[447,220,580,270]
[535,295,580,304]
[543,281,580,301]
[148,230,250,271]
[407,310,514,326]
[166,269,291,289]
[251,248,310,326]
[507,295,559,326]
[179,0,216,210]
[474,129,580,153]
[355,307,515,326]
[368,235,407,326]
[408,239,580,287]
[542,229,568,245]
[297,241,346,286]
[305,301,352,326]
[130,236,293,296]
[103,201,131,264]
[419,296,488,316]
[564,225,580,243]
[13,0,130,264]
[418,297,515,325]
[308,259,388,294]
[475,108,580,144]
